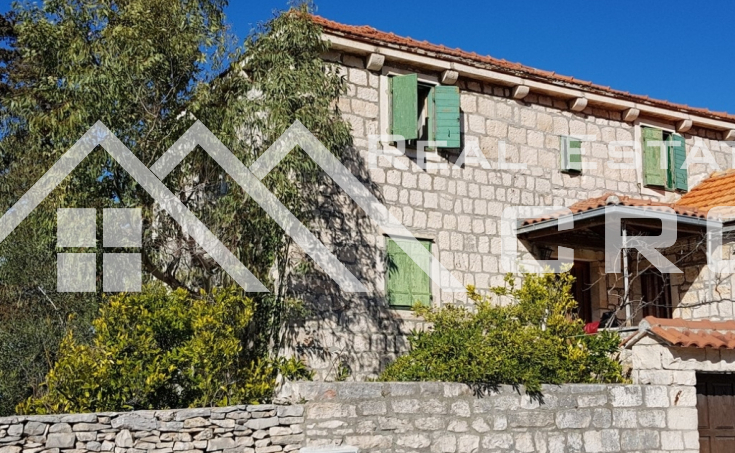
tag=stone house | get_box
[282,15,735,449]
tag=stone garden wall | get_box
[0,382,700,453]
[281,381,699,453]
[0,404,305,453]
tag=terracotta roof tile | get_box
[625,316,735,349]
[311,15,735,123]
[521,192,706,227]
[675,169,735,219]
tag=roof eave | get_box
[321,30,735,133]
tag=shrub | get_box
[380,273,625,392]
[18,284,311,414]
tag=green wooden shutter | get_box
[432,85,461,148]
[391,74,418,140]
[386,238,431,309]
[672,134,688,191]
[642,127,666,187]
[561,136,582,173]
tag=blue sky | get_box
[4,1,734,113]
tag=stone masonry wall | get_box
[0,404,305,453]
[281,381,699,453]
[0,382,700,453]
[285,49,735,380]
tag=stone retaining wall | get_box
[0,382,701,453]
[0,404,305,453]
[281,381,699,452]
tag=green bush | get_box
[18,284,311,414]
[380,273,625,392]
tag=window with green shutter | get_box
[643,126,666,187]
[642,126,687,191]
[391,74,418,141]
[672,134,688,191]
[560,136,583,173]
[385,237,432,309]
[432,86,461,148]
[390,73,461,149]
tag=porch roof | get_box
[515,193,711,251]
[623,316,735,350]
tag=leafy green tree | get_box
[18,283,311,414]
[0,1,346,413]
[380,273,625,392]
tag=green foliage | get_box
[380,273,625,392]
[0,1,339,413]
[18,284,311,414]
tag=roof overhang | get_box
[516,205,714,251]
[320,30,735,136]
[623,316,735,350]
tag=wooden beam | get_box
[440,70,459,85]
[676,119,693,133]
[512,85,530,100]
[725,130,735,141]
[365,53,385,71]
[622,108,640,122]
[569,97,588,112]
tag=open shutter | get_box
[432,85,461,148]
[560,136,582,173]
[391,74,418,141]
[386,238,431,309]
[642,127,666,187]
[672,134,688,191]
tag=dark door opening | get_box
[698,373,735,453]
[570,261,592,323]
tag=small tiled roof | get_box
[624,316,735,349]
[311,15,735,123]
[520,192,707,227]
[675,169,735,217]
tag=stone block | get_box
[175,408,211,421]
[343,435,392,450]
[111,413,158,431]
[47,433,77,449]
[668,407,698,430]
[244,418,279,430]
[582,430,620,453]
[24,422,48,436]
[612,409,637,428]
[207,438,235,451]
[645,385,670,407]
[275,406,303,418]
[60,414,97,424]
[114,430,133,448]
[555,409,591,429]
[620,429,659,450]
[638,409,666,428]
[609,386,642,407]
[49,423,72,434]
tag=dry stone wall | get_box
[0,404,305,453]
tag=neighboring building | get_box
[287,15,735,400]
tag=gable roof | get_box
[623,316,735,349]
[312,15,735,125]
